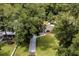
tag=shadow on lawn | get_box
[18,43,28,52]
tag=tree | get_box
[54,13,77,48]
[69,33,79,56]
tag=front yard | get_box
[0,33,59,56]
[0,43,29,56]
[14,46,28,56]
[0,43,15,56]
[36,33,59,56]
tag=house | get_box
[45,22,54,32]
[0,30,15,42]
[43,21,55,32]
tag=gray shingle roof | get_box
[0,31,15,36]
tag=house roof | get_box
[0,31,15,36]
[45,22,55,32]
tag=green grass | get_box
[0,43,29,56]
[0,43,15,56]
[14,46,28,56]
[0,33,59,56]
[36,33,59,56]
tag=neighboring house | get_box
[0,30,15,42]
[45,22,54,32]
[43,21,55,32]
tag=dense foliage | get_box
[0,4,79,56]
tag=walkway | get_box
[28,22,54,55]
[29,33,46,56]
[29,34,37,55]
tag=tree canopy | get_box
[0,4,79,56]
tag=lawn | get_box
[36,33,59,56]
[0,43,29,56]
[0,33,59,56]
[14,46,29,56]
[0,43,15,56]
